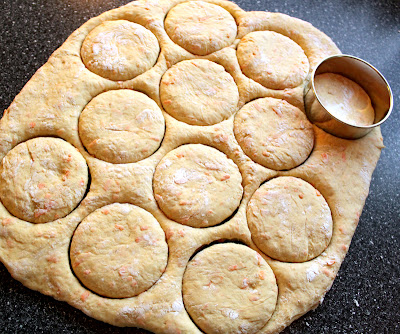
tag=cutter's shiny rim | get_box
[310,54,393,129]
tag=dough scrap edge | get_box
[0,1,384,333]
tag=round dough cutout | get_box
[0,137,88,223]
[247,177,333,262]
[153,144,243,228]
[183,243,278,334]
[70,203,168,298]
[165,1,237,56]
[79,89,165,164]
[81,20,159,81]
[234,97,314,170]
[237,31,309,89]
[160,59,239,125]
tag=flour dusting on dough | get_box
[172,300,183,312]
[306,263,320,282]
[224,308,239,319]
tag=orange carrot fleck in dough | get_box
[229,264,238,271]
[80,179,86,186]
[215,133,229,143]
[38,183,46,189]
[84,269,91,275]
[163,99,172,106]
[178,230,185,237]
[103,179,112,191]
[88,139,98,148]
[166,230,174,239]
[62,170,71,181]
[327,259,336,266]
[135,237,141,243]
[34,209,47,218]
[46,255,58,263]
[209,274,224,285]
[253,103,262,112]
[256,253,263,266]
[272,106,282,116]
[118,267,127,277]
[80,291,90,302]
[299,193,304,199]
[140,225,149,231]
[322,268,333,278]
[220,174,230,181]
[72,261,80,268]
[249,295,260,301]
[2,218,12,226]
[258,270,265,280]
[102,208,110,215]
[115,224,124,231]
[29,121,36,128]
[341,244,348,251]
[73,258,84,267]
[316,189,321,196]
[321,152,329,163]
[181,216,190,222]
[176,153,184,158]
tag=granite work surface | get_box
[0,0,399,333]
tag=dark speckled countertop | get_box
[0,1,399,333]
